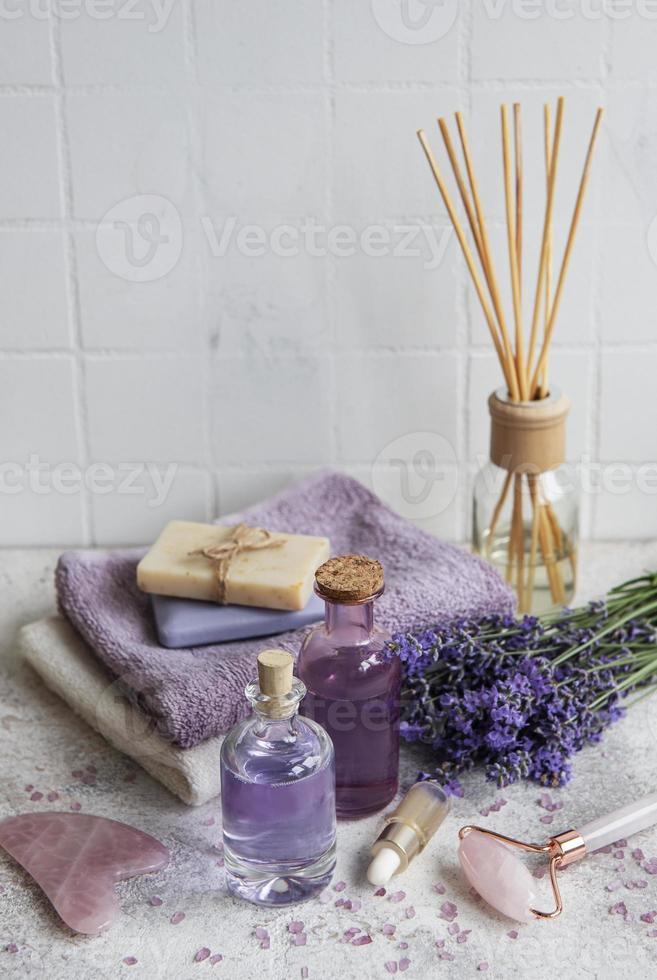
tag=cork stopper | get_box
[315,554,384,604]
[489,386,570,474]
[257,649,294,697]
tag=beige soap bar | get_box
[137,520,330,611]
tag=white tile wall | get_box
[1,0,656,546]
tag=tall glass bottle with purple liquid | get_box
[298,555,401,818]
[220,649,336,906]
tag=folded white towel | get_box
[18,616,222,806]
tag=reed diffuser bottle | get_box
[417,95,604,613]
[220,649,336,906]
[473,387,578,613]
[297,555,400,817]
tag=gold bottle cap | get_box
[368,781,450,885]
[315,554,384,604]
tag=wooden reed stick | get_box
[513,103,523,293]
[514,474,525,611]
[525,96,565,386]
[525,474,542,606]
[437,118,485,263]
[453,111,520,401]
[486,469,513,558]
[539,102,553,398]
[501,104,528,400]
[417,129,512,386]
[530,107,605,395]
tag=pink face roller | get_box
[458,790,657,922]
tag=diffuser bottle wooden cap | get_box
[257,649,294,697]
[315,554,384,604]
[489,386,570,474]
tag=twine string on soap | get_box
[189,523,284,604]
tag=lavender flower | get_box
[390,572,657,788]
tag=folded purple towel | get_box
[56,471,515,749]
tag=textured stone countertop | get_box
[2,543,657,980]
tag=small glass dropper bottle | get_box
[367,781,450,886]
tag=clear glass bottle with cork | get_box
[297,554,401,818]
[220,649,336,906]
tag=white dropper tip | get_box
[367,846,401,886]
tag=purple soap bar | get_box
[151,592,324,648]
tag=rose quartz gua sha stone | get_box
[0,812,169,935]
[458,829,538,923]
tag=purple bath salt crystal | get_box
[170,911,185,925]
[405,906,415,919]
[641,911,657,923]
[24,785,34,793]
[447,922,459,936]
[433,883,446,895]
[293,934,307,947]
[439,901,458,921]
[5,943,18,954]
[385,963,398,975]
[47,792,59,802]
[609,902,627,916]
[149,896,163,907]
[334,881,346,892]
[375,887,386,897]
[351,935,372,947]
[606,880,622,892]
[194,948,211,963]
[540,814,554,825]
[389,890,405,903]
[210,954,223,965]
[70,802,81,812]
[123,956,138,966]
[382,923,395,936]
[254,928,269,941]
[507,930,519,939]
[398,942,409,950]
[456,931,470,944]
[439,951,455,961]
[478,963,490,972]
[435,939,445,949]
[648,929,657,938]
[632,848,645,862]
[335,899,344,908]
[643,858,657,875]
[30,792,43,802]
[289,921,304,934]
[260,938,271,950]
[399,958,411,972]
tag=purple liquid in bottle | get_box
[220,667,336,906]
[298,575,401,817]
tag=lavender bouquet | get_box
[391,572,657,789]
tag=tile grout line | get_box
[47,8,92,546]
[456,0,475,543]
[181,0,216,521]
[588,8,613,540]
[324,0,339,469]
